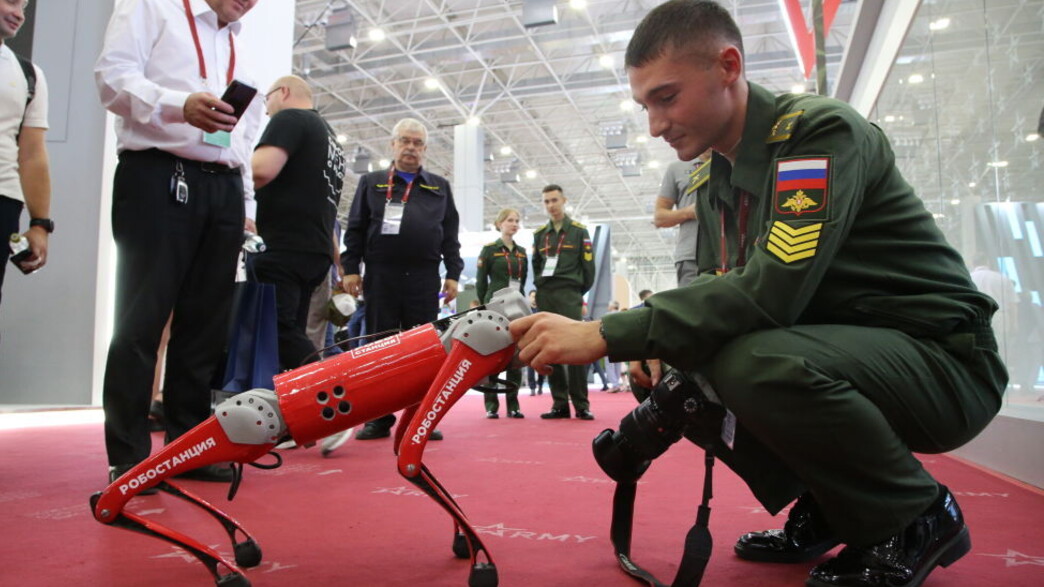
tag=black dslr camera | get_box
[593,368,725,483]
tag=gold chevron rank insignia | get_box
[766,221,822,263]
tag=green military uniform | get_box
[532,216,596,413]
[602,82,1005,546]
[632,160,714,404]
[476,238,528,414]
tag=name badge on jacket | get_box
[382,202,405,235]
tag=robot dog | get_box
[90,288,530,587]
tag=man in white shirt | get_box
[0,0,53,316]
[94,0,262,486]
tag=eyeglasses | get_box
[264,87,284,101]
[395,136,426,148]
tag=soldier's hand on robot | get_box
[510,313,607,375]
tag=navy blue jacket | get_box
[342,167,463,280]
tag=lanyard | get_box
[543,231,567,258]
[501,243,519,280]
[386,167,416,204]
[719,191,751,274]
[182,0,236,84]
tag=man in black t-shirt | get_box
[251,75,346,370]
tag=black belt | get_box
[122,149,240,175]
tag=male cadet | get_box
[511,2,1004,587]
[531,184,595,420]
[0,0,53,317]
[342,118,462,440]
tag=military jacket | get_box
[475,238,528,304]
[604,82,996,368]
[531,216,595,293]
[341,166,463,280]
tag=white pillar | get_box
[453,124,485,232]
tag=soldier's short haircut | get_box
[625,0,744,69]
[542,184,564,195]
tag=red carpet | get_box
[2,391,1042,586]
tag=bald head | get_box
[264,75,314,115]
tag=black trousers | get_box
[249,250,331,371]
[0,195,23,315]
[362,264,441,427]
[103,149,244,466]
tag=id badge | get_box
[382,202,405,235]
[203,130,232,148]
[541,256,558,277]
[509,278,521,290]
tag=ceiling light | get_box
[908,73,924,84]
[929,17,951,31]
[635,135,648,143]
[620,100,635,112]
[525,169,537,179]
[599,54,615,69]
[500,146,512,156]
[884,115,895,122]
[1027,132,1040,142]
[950,198,961,205]
[336,134,347,144]
[424,77,440,90]
[368,28,386,42]
[968,182,977,188]
[987,161,1009,168]
[467,116,481,126]
[378,159,390,168]
[647,160,661,169]
[569,0,588,10]
[790,84,805,94]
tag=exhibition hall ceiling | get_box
[292,0,1041,284]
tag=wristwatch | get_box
[29,218,54,233]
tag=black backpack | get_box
[14,53,36,136]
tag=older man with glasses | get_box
[341,117,463,441]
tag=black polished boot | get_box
[806,486,970,587]
[735,492,839,563]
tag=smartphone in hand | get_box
[220,79,258,125]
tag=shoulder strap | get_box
[15,53,36,107]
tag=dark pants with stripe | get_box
[536,282,590,412]
[698,323,1004,545]
[362,263,442,428]
[249,250,331,370]
[103,149,244,467]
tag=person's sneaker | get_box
[806,486,970,587]
[109,464,158,495]
[575,409,595,420]
[320,428,354,457]
[355,421,392,440]
[735,492,838,563]
[540,408,570,419]
[274,439,298,450]
[175,463,234,483]
[486,411,499,419]
[507,411,525,419]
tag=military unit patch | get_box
[767,221,822,263]
[774,157,830,221]
[583,238,593,262]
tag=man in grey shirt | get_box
[653,150,710,286]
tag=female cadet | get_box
[475,208,528,418]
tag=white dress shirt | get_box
[0,43,49,203]
[94,0,262,217]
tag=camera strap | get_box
[609,447,716,587]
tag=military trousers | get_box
[535,283,589,411]
[696,323,1004,546]
[484,367,522,413]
